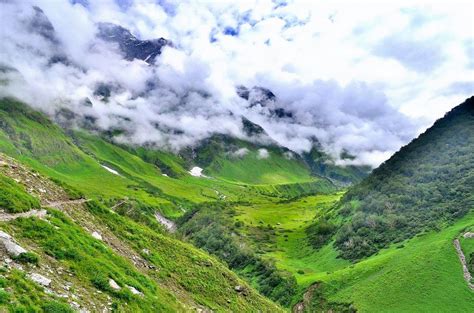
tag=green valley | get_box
[1,2,473,312]
[0,98,472,312]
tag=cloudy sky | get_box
[0,0,473,167]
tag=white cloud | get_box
[0,0,472,167]
[231,148,249,158]
[257,148,269,159]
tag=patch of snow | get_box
[144,53,153,63]
[30,273,51,287]
[154,212,176,232]
[162,173,169,177]
[101,165,121,176]
[189,166,205,177]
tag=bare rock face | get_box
[0,231,27,257]
[97,23,169,64]
[30,273,52,287]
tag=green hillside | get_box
[0,144,282,312]
[181,135,314,185]
[303,211,474,312]
[332,97,474,260]
[0,97,331,311]
[302,147,370,184]
[0,173,41,213]
[229,192,473,312]
[183,135,367,186]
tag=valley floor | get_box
[234,194,474,312]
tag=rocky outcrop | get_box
[0,230,27,257]
[236,85,293,119]
[154,212,176,232]
[97,23,169,64]
[463,232,474,238]
[127,285,143,296]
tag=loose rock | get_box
[91,231,103,241]
[30,273,51,287]
[108,278,121,290]
[0,231,27,257]
[127,285,143,296]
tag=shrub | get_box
[177,203,297,306]
[42,300,74,313]
[13,252,39,265]
[0,289,9,304]
[306,220,336,249]
[91,275,110,291]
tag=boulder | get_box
[30,273,51,287]
[0,231,27,257]
[108,278,121,290]
[91,231,103,241]
[127,285,143,296]
[463,232,474,238]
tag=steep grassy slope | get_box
[3,210,183,312]
[0,152,283,312]
[319,212,474,313]
[333,97,474,260]
[0,99,171,207]
[0,173,40,213]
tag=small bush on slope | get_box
[0,173,41,213]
